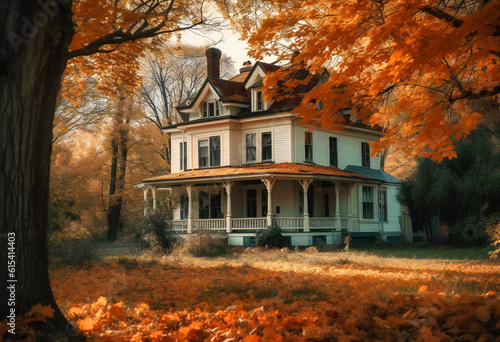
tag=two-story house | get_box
[136,48,401,247]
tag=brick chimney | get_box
[239,60,253,73]
[206,47,221,79]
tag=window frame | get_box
[329,137,338,167]
[179,141,187,171]
[362,142,371,168]
[202,100,221,118]
[198,136,221,168]
[261,132,272,162]
[305,131,313,162]
[362,186,375,220]
[379,187,388,222]
[199,191,222,219]
[180,195,189,219]
[246,133,257,163]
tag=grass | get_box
[352,243,494,261]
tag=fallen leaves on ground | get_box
[50,250,500,341]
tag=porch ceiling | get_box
[136,162,368,188]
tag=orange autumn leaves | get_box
[220,0,500,161]
[49,255,500,341]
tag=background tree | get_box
[399,127,500,244]
[219,0,500,161]
[139,46,236,166]
[0,0,218,337]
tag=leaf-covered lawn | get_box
[50,249,500,341]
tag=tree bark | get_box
[0,0,82,339]
[107,97,129,241]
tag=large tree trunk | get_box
[107,97,129,241]
[0,1,80,339]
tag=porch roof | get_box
[136,162,369,188]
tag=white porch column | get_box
[347,182,353,230]
[152,186,157,211]
[262,178,276,227]
[299,179,313,232]
[223,181,234,233]
[186,184,193,234]
[143,187,149,217]
[334,182,341,230]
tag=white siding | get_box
[171,132,182,173]
[383,184,402,235]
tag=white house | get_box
[136,48,402,247]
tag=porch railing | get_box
[193,219,226,231]
[169,217,351,232]
[232,218,267,229]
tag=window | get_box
[210,192,222,218]
[262,189,268,217]
[362,186,374,219]
[253,90,264,111]
[180,195,189,219]
[179,141,187,171]
[305,132,313,162]
[199,191,222,219]
[256,91,263,111]
[247,189,257,217]
[262,132,272,161]
[329,137,338,167]
[379,188,388,222]
[198,140,209,168]
[324,193,330,217]
[246,133,256,162]
[362,142,371,167]
[198,136,220,168]
[210,136,220,166]
[202,101,220,118]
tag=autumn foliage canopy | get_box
[221,0,500,161]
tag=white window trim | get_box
[202,100,221,118]
[242,130,274,164]
[197,135,221,168]
[252,89,267,112]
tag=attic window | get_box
[252,90,265,112]
[203,101,220,118]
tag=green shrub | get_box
[51,238,98,266]
[450,212,500,246]
[255,222,283,248]
[185,230,228,257]
[139,208,176,253]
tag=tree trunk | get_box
[0,0,82,339]
[107,97,129,241]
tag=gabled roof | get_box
[138,162,368,186]
[209,78,249,103]
[344,165,401,184]
[176,78,249,110]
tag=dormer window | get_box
[202,100,220,118]
[252,90,266,111]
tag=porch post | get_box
[334,182,341,230]
[143,187,149,217]
[152,186,157,211]
[186,184,193,234]
[347,182,353,230]
[262,178,276,226]
[224,181,234,233]
[299,179,313,232]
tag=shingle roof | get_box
[139,162,368,185]
[344,165,401,183]
[209,78,249,103]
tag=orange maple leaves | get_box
[222,0,500,161]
